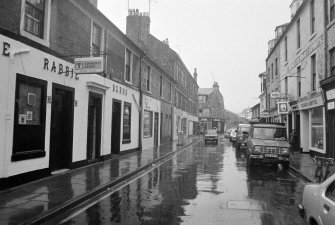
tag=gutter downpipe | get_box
[138,54,144,151]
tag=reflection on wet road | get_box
[57,138,307,225]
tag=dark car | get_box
[236,124,250,150]
[246,122,290,170]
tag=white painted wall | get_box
[0,34,140,178]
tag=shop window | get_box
[92,23,102,56]
[311,107,324,150]
[122,102,131,143]
[125,49,132,82]
[12,74,47,161]
[330,0,335,22]
[331,48,335,77]
[143,110,153,137]
[24,0,45,38]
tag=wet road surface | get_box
[52,138,307,225]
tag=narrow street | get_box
[51,137,307,225]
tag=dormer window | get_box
[24,0,45,38]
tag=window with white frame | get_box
[275,58,278,77]
[125,49,132,82]
[285,36,288,62]
[297,19,301,49]
[310,0,315,34]
[146,65,151,92]
[310,107,324,150]
[311,54,316,91]
[143,110,153,137]
[92,23,102,56]
[160,76,163,97]
[24,0,46,38]
[122,102,131,143]
[331,0,335,22]
[297,66,302,97]
[331,48,335,77]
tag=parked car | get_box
[246,122,290,170]
[205,129,218,145]
[299,173,335,225]
[236,124,250,150]
[230,129,237,144]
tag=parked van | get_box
[236,124,250,149]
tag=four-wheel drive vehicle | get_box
[246,122,290,169]
[298,173,335,225]
[205,129,218,144]
[236,124,250,149]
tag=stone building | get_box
[198,82,225,133]
[0,0,190,189]
[126,9,199,140]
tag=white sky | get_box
[97,0,293,114]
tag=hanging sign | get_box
[278,102,289,114]
[74,57,104,74]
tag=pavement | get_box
[0,135,332,225]
[0,135,200,225]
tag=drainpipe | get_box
[138,54,144,151]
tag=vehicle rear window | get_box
[239,127,249,134]
[253,127,286,140]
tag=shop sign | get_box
[74,57,104,74]
[328,102,335,110]
[112,84,127,96]
[291,104,299,111]
[277,102,288,114]
[270,92,280,98]
[43,58,79,80]
[326,89,335,100]
[298,94,324,110]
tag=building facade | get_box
[197,82,225,134]
[126,9,199,141]
[0,0,192,189]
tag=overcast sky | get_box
[98,0,293,114]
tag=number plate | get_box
[265,154,278,158]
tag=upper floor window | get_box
[297,19,301,49]
[310,0,315,34]
[285,36,288,62]
[145,65,151,92]
[331,0,335,22]
[297,66,302,97]
[311,54,317,91]
[125,49,132,82]
[24,0,45,38]
[330,48,335,77]
[271,63,274,80]
[160,76,163,97]
[275,58,278,77]
[92,23,102,56]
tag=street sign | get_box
[74,57,104,74]
[270,92,281,98]
[277,102,289,114]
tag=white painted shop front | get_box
[0,34,140,180]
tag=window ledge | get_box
[296,48,301,54]
[284,61,288,66]
[12,150,46,161]
[125,80,133,85]
[327,20,335,30]
[309,32,317,41]
[20,30,50,47]
[122,140,131,144]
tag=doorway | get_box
[87,93,102,161]
[111,100,121,154]
[49,84,74,171]
[295,113,301,150]
[154,112,159,146]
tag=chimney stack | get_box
[193,68,198,83]
[213,81,219,89]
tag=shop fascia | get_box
[2,40,79,80]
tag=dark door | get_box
[111,100,121,154]
[50,85,74,171]
[154,112,159,146]
[328,111,335,158]
[87,93,102,161]
[295,113,301,149]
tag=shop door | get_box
[296,114,301,149]
[328,111,335,158]
[50,85,74,171]
[154,112,159,146]
[87,93,102,161]
[111,100,121,154]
